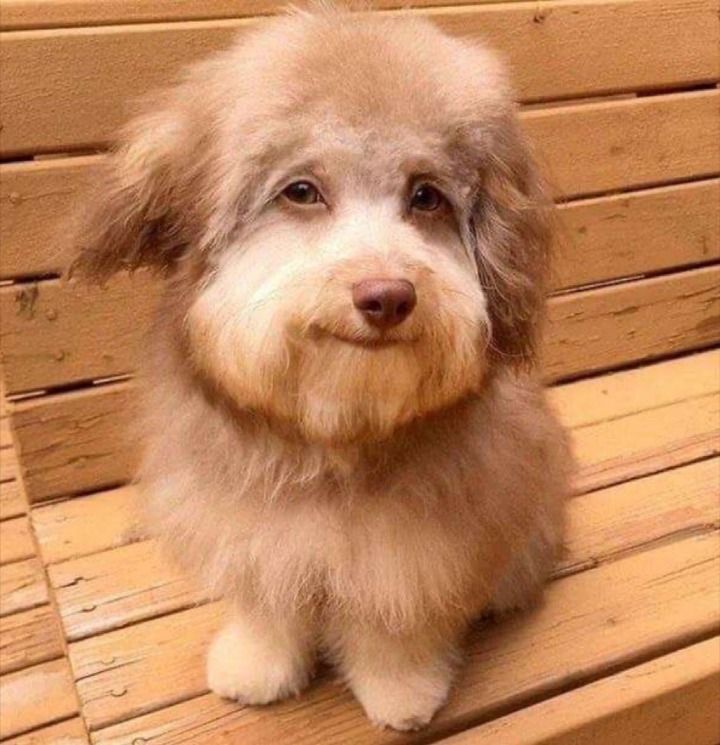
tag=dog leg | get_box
[333,622,460,731]
[207,608,315,705]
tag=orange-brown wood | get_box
[0,604,64,675]
[2,2,718,155]
[0,657,78,739]
[0,558,48,617]
[441,637,720,745]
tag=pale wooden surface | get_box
[0,412,82,740]
[1,1,717,156]
[2,717,88,745]
[0,658,79,739]
[0,517,35,565]
[0,0,533,31]
[0,604,65,675]
[441,637,720,745]
[0,558,49,618]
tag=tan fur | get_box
[70,7,572,731]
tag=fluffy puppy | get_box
[71,7,572,731]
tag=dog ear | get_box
[471,119,553,368]
[69,109,192,282]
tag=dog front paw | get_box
[351,669,452,731]
[207,621,312,705]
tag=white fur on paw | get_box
[207,623,311,705]
[351,670,451,731]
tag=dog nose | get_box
[352,279,417,329]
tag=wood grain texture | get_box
[0,273,157,394]
[560,457,720,573]
[32,486,137,564]
[543,264,720,382]
[3,259,717,395]
[70,601,225,730]
[0,155,100,280]
[49,539,207,641]
[46,454,720,643]
[2,1,718,156]
[0,518,35,565]
[0,558,49,617]
[0,604,64,675]
[0,479,26,520]
[84,532,720,738]
[12,384,136,503]
[1,415,12,449]
[2,717,88,745]
[13,347,720,504]
[554,179,720,290]
[440,637,720,745]
[0,657,78,739]
[528,90,719,199]
[0,0,556,30]
[1,0,528,30]
[0,446,20,483]
[553,350,720,493]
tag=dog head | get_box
[72,9,551,444]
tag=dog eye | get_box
[282,181,322,205]
[410,183,445,212]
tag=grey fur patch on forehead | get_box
[235,8,512,122]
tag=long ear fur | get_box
[69,108,193,282]
[472,120,553,368]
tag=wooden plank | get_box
[0,658,78,739]
[78,531,720,735]
[0,518,35,565]
[12,384,136,503]
[0,479,26,520]
[552,350,720,493]
[572,393,719,493]
[1,414,12,448]
[32,486,137,564]
[3,257,718,394]
[561,457,720,572]
[554,179,720,290]
[0,0,534,31]
[528,90,719,199]
[13,346,720,504]
[3,717,88,745]
[49,539,207,641]
[0,604,64,675]
[544,264,720,382]
[0,155,100,280]
[440,637,720,745]
[0,273,157,394]
[70,602,225,730]
[49,454,720,642]
[0,446,20,483]
[551,348,720,428]
[1,1,718,156]
[0,558,48,617]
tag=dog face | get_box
[72,10,551,444]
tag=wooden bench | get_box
[0,1,718,742]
